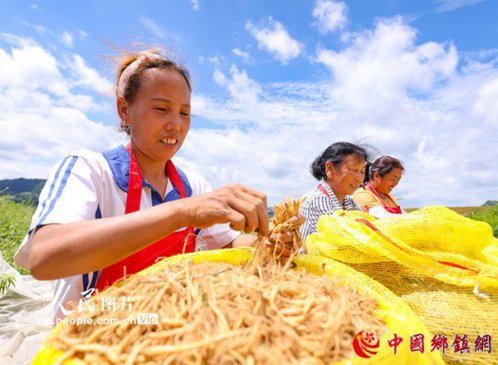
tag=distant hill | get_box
[0,178,46,205]
[483,200,498,207]
[267,207,275,219]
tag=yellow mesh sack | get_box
[308,208,498,287]
[33,248,443,365]
[307,207,498,365]
[375,206,493,260]
[312,210,390,264]
[482,238,498,266]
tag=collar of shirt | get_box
[102,145,193,201]
[319,181,357,210]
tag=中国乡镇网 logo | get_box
[353,331,380,358]
[352,331,492,358]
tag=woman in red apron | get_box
[95,144,196,290]
[352,156,405,218]
[25,50,290,296]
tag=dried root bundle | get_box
[259,198,305,265]
[46,198,385,364]
[48,261,385,364]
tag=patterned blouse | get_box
[299,181,361,242]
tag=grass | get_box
[0,272,16,295]
[447,206,483,216]
[0,195,34,275]
[468,206,498,237]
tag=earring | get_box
[122,123,130,133]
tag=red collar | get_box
[365,182,401,211]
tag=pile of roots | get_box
[47,199,386,364]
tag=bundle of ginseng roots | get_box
[46,199,386,365]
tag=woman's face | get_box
[120,67,191,163]
[373,167,402,195]
[327,154,366,197]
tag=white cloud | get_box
[474,76,498,126]
[245,17,302,64]
[433,0,485,13]
[77,30,88,40]
[232,48,250,63]
[312,0,348,34]
[61,31,73,48]
[139,16,167,38]
[225,65,261,106]
[178,127,313,204]
[3,16,498,209]
[0,35,125,179]
[316,17,458,114]
[213,69,227,87]
[19,20,46,34]
[0,35,68,96]
[208,56,222,65]
[191,0,200,11]
[69,55,114,95]
[182,16,498,208]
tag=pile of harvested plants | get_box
[46,199,386,365]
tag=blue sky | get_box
[1,0,497,207]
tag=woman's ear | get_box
[325,161,334,179]
[117,97,129,127]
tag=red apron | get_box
[95,145,195,291]
[365,182,402,214]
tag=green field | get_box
[1,197,497,277]
[465,206,498,237]
[0,196,34,275]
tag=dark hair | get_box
[116,50,191,102]
[310,142,371,180]
[363,156,404,184]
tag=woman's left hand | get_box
[265,215,306,263]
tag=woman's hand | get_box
[182,184,269,236]
[29,184,268,280]
[266,215,306,263]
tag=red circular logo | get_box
[353,331,380,358]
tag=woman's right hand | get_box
[182,184,269,236]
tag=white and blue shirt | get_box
[15,145,239,320]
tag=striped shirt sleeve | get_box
[299,194,336,241]
[15,155,101,269]
[28,156,100,231]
